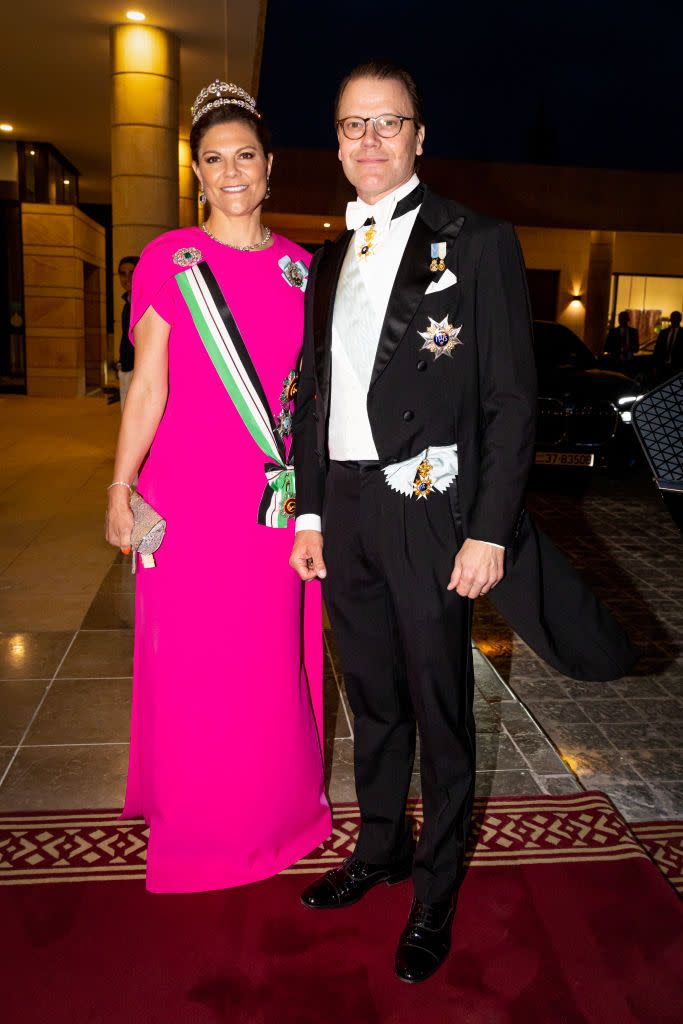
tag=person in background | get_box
[654,310,683,381]
[117,255,139,409]
[604,310,639,370]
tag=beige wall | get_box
[516,227,591,336]
[613,233,683,277]
[22,204,106,397]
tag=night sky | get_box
[259,0,683,173]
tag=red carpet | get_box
[2,792,682,1024]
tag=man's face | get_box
[336,76,424,204]
[118,262,135,293]
[618,312,630,327]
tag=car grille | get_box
[536,398,566,445]
[536,398,619,447]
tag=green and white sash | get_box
[175,260,295,528]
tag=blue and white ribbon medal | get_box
[430,241,447,273]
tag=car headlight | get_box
[617,394,644,406]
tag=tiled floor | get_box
[0,551,577,811]
[474,470,683,821]
[1,395,681,822]
[0,394,120,631]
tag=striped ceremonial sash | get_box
[176,261,294,528]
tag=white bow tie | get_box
[345,196,395,233]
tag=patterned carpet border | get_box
[630,820,683,897]
[0,791,660,887]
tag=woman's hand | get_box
[106,488,134,554]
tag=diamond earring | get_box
[199,189,207,206]
[264,177,271,200]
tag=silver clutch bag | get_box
[130,490,166,574]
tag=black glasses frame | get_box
[336,114,416,139]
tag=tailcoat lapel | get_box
[370,189,465,389]
[313,230,352,418]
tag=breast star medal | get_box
[413,453,434,500]
[172,246,202,267]
[276,406,293,440]
[279,370,299,405]
[429,241,447,273]
[357,218,377,259]
[276,369,299,440]
[418,316,463,360]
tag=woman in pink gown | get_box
[105,81,331,892]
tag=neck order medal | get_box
[418,316,463,360]
[413,453,434,500]
[357,218,377,259]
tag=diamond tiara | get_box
[191,80,260,126]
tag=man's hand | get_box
[448,538,504,599]
[289,530,327,582]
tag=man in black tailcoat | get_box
[289,61,635,984]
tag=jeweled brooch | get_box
[278,255,308,291]
[418,316,463,360]
[172,246,202,267]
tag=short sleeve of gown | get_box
[128,239,179,343]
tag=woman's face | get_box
[193,120,272,218]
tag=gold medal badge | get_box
[413,454,434,500]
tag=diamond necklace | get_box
[201,223,272,251]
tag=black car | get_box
[532,321,643,470]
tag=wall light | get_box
[63,179,70,186]
[29,149,36,156]
[126,10,146,21]
[569,293,583,304]
[0,124,14,133]
[323,221,331,228]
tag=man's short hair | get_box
[118,255,139,271]
[335,60,424,128]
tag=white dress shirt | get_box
[295,175,503,549]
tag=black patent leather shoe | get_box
[300,841,415,910]
[395,897,455,983]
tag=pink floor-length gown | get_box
[121,227,331,892]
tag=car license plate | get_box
[535,452,595,467]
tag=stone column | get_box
[110,23,179,357]
[178,136,197,228]
[583,230,615,354]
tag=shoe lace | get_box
[410,900,442,928]
[344,857,371,879]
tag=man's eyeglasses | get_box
[336,114,416,140]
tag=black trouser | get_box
[322,460,476,904]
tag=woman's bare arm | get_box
[105,306,170,550]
